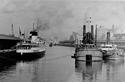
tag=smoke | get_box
[1,0,125,41]
[30,0,75,40]
[34,18,50,31]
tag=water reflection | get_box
[0,46,125,82]
[0,59,17,80]
[15,60,40,82]
[103,59,125,81]
[75,60,103,81]
[19,54,45,62]
[0,52,45,81]
[74,59,125,82]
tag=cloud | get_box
[1,0,125,40]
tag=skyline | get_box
[0,0,125,40]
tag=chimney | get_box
[107,32,110,44]
[82,25,86,44]
[30,30,38,43]
[11,24,14,36]
[91,25,94,40]
[95,25,97,45]
[83,25,86,37]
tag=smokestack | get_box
[95,25,97,45]
[91,25,94,40]
[107,32,110,44]
[82,25,86,44]
[83,25,86,37]
[11,24,14,36]
[30,30,38,43]
[19,26,21,36]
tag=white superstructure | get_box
[16,42,45,55]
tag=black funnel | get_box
[95,25,97,44]
[107,32,110,44]
[91,25,94,40]
[83,25,86,37]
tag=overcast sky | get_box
[0,0,125,40]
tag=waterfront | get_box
[0,46,125,82]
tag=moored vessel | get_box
[72,17,103,61]
[74,44,103,61]
[16,42,45,58]
[100,32,125,59]
[16,30,46,59]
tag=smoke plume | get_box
[1,0,125,41]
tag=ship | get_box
[72,17,103,61]
[100,32,125,59]
[15,30,46,60]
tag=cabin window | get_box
[102,46,112,48]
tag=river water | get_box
[0,46,125,82]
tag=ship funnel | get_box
[83,25,86,37]
[91,25,94,40]
[11,24,14,36]
[95,25,97,45]
[107,32,110,44]
[82,25,86,44]
[30,31,38,43]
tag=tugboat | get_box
[100,32,124,60]
[16,30,46,59]
[72,17,103,61]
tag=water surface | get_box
[0,46,125,82]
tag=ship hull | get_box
[103,49,125,60]
[74,48,103,61]
[16,50,45,59]
[0,34,21,50]
[0,49,45,61]
[0,39,20,50]
[0,49,18,61]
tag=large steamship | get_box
[72,17,103,61]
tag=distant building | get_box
[113,34,125,40]
[69,32,77,41]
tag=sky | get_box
[0,0,125,40]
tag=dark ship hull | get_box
[0,34,21,50]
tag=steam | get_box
[1,0,125,41]
[30,0,74,41]
[35,18,50,31]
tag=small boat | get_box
[99,32,124,60]
[100,43,124,59]
[100,44,117,54]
